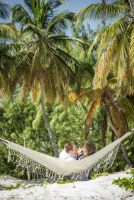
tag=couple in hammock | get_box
[59,142,96,161]
[59,142,96,181]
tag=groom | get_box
[59,142,78,161]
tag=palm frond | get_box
[93,37,118,89]
[85,89,103,125]
[22,23,43,39]
[75,0,128,23]
[45,70,56,103]
[50,0,64,9]
[21,68,32,99]
[88,16,127,56]
[0,23,18,39]
[98,16,128,58]
[111,23,134,95]
[23,0,33,12]
[119,96,134,122]
[46,11,74,34]
[89,15,133,91]
[23,0,65,29]
[30,81,40,102]
[116,37,129,92]
[0,1,9,19]
[67,87,93,102]
[53,47,81,73]
[130,26,134,78]
[49,35,90,49]
[12,4,33,25]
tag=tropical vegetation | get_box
[0,0,134,179]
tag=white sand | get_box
[0,171,134,200]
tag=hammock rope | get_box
[0,129,133,181]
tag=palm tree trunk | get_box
[40,79,59,157]
[128,0,134,14]
[106,109,133,167]
[101,110,107,147]
[101,88,133,167]
[111,129,115,142]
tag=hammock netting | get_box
[0,130,133,181]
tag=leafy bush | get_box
[112,169,134,191]
[0,97,51,177]
[91,172,109,179]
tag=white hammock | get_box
[0,130,133,181]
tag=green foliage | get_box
[42,179,73,184]
[5,183,22,190]
[0,97,49,150]
[91,172,109,179]
[54,180,73,184]
[4,183,38,190]
[2,180,73,190]
[0,95,51,177]
[0,0,134,181]
[113,169,134,191]
[0,94,133,177]
[49,99,89,149]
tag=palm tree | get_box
[0,0,18,100]
[75,0,134,166]
[76,0,134,94]
[11,0,81,157]
[76,0,133,128]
